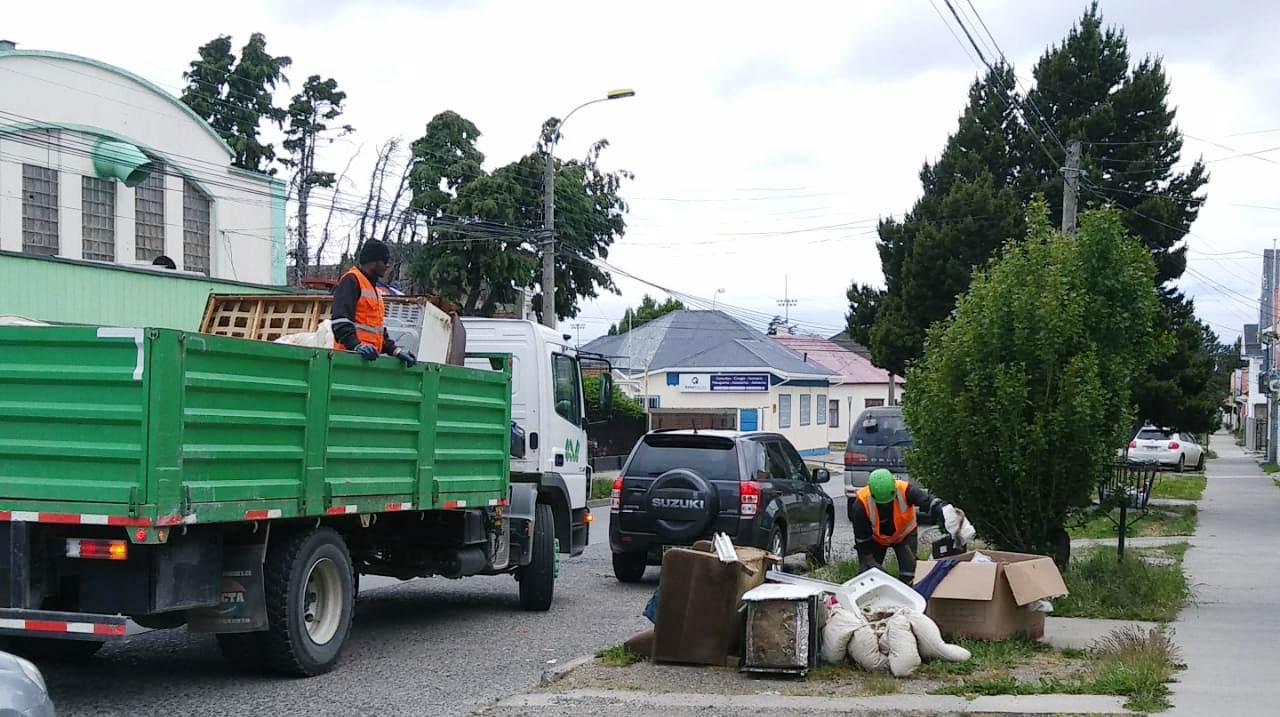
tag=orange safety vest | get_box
[855,479,918,547]
[332,267,385,352]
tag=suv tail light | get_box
[1168,441,1179,450]
[1128,440,1137,449]
[845,451,868,466]
[740,480,761,516]
[610,477,623,512]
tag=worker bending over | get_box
[331,239,417,367]
[851,469,950,584]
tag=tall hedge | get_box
[903,203,1162,562]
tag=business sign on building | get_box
[678,373,770,392]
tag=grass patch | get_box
[934,627,1180,711]
[1262,463,1280,474]
[1205,448,1218,460]
[595,644,644,667]
[917,634,1048,678]
[1053,545,1189,621]
[1069,503,1197,539]
[1149,473,1206,501]
[859,672,902,695]
[589,478,615,501]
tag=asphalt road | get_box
[40,483,857,717]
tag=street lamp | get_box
[542,88,636,328]
[712,288,726,310]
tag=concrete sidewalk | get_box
[1168,432,1278,714]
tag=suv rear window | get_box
[626,434,739,481]
[1136,429,1169,440]
[851,412,912,447]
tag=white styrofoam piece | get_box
[712,533,739,563]
[841,568,927,613]
[742,582,826,602]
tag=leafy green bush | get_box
[904,204,1162,559]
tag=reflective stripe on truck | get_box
[0,510,152,527]
[0,609,128,639]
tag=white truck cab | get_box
[462,318,611,556]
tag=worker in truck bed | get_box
[851,469,951,585]
[331,239,417,367]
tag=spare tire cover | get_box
[645,468,718,544]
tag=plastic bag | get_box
[942,505,977,547]
[885,612,922,677]
[906,610,971,662]
[847,622,887,672]
[820,604,864,664]
[272,319,335,348]
[970,551,994,564]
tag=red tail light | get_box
[845,451,868,466]
[1128,440,1137,449]
[740,480,761,516]
[1168,441,1179,450]
[610,477,623,512]
[65,539,128,561]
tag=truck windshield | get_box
[626,434,739,480]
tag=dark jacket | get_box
[331,269,398,355]
[850,482,945,548]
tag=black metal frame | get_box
[1097,460,1159,560]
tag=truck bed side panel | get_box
[433,363,511,505]
[0,327,149,510]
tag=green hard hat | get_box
[868,469,896,504]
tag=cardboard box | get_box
[653,544,769,666]
[913,550,1068,641]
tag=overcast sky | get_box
[7,0,1278,343]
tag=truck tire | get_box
[612,551,647,583]
[3,637,104,662]
[215,632,267,673]
[261,528,355,676]
[518,503,556,611]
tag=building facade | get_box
[0,43,285,285]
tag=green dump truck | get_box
[0,323,608,675]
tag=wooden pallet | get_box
[200,295,333,342]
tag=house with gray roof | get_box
[582,310,836,455]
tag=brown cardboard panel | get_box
[925,562,998,601]
[1003,557,1069,606]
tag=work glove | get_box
[356,343,379,361]
[394,349,417,368]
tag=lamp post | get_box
[712,288,726,310]
[542,88,635,329]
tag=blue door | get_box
[739,408,758,431]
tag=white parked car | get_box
[1127,426,1205,472]
[0,649,55,716]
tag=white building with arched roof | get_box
[0,40,285,288]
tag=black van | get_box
[608,430,835,582]
[843,406,913,518]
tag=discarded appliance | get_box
[652,542,773,666]
[913,550,1068,641]
[740,583,823,676]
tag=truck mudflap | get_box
[0,608,127,641]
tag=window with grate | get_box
[183,180,211,275]
[81,176,116,261]
[22,164,59,255]
[134,166,165,261]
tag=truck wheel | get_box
[518,503,556,611]
[261,528,354,676]
[612,551,647,583]
[3,637,104,662]
[215,632,267,673]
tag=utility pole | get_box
[1061,140,1082,235]
[777,275,797,325]
[571,322,586,349]
[541,146,558,329]
[1270,239,1278,462]
[539,89,636,330]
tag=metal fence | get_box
[589,454,627,473]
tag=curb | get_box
[539,654,594,687]
[587,498,610,509]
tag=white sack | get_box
[820,605,864,664]
[885,612,922,677]
[906,610,971,662]
[273,320,335,348]
[847,622,887,672]
[942,505,977,547]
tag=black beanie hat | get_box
[359,239,391,264]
